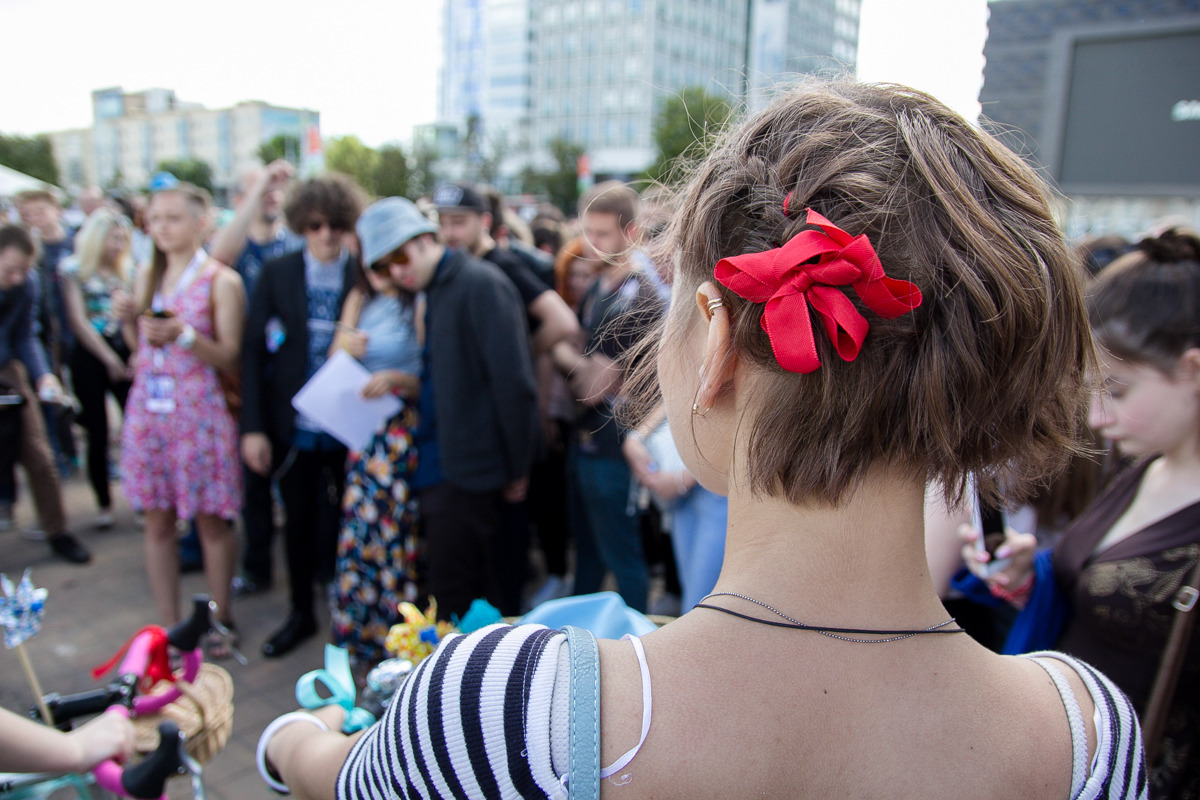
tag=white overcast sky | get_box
[0,0,988,147]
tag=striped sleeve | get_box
[1025,651,1149,800]
[337,624,569,800]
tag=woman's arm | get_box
[329,288,367,358]
[62,275,128,381]
[263,705,359,800]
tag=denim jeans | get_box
[568,447,648,612]
[669,486,728,609]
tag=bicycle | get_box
[0,595,232,800]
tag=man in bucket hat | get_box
[357,197,539,621]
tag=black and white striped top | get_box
[338,624,571,800]
[335,626,1147,800]
[1026,652,1148,800]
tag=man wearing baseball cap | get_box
[356,197,539,621]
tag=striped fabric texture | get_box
[339,624,569,800]
[1026,652,1149,800]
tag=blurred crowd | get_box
[1,161,1198,794]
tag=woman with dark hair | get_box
[120,183,245,653]
[965,229,1200,798]
[258,82,1145,799]
[329,250,423,677]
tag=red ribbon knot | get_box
[714,209,922,374]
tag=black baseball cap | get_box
[432,183,487,215]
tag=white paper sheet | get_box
[290,349,402,451]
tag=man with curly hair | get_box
[240,174,366,657]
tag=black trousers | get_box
[420,482,504,621]
[276,445,346,617]
[69,344,130,509]
[239,467,275,585]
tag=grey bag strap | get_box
[564,625,601,800]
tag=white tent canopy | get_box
[0,163,61,199]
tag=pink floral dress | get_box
[120,263,241,519]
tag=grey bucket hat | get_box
[356,197,438,267]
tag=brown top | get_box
[1053,458,1199,798]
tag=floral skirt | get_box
[331,404,421,670]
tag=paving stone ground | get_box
[2,470,331,800]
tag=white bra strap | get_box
[599,634,652,780]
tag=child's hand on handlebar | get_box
[69,711,136,772]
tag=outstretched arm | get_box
[0,706,135,774]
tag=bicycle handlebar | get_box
[92,716,185,800]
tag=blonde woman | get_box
[61,209,135,527]
[120,183,244,653]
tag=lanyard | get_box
[151,249,206,312]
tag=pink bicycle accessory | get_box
[714,207,923,374]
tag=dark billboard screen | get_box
[1052,24,1200,194]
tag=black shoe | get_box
[48,532,91,564]
[262,612,316,658]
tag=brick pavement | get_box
[1,471,328,800]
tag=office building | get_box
[48,87,319,195]
[439,0,860,184]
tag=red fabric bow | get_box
[714,209,922,374]
[91,625,174,693]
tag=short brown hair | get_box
[0,225,35,256]
[578,181,638,231]
[15,190,58,208]
[1089,228,1200,374]
[283,173,367,234]
[639,81,1093,506]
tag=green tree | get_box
[410,140,440,199]
[643,87,734,185]
[373,143,412,198]
[520,137,586,214]
[0,132,60,185]
[257,133,301,165]
[155,158,214,194]
[325,135,380,195]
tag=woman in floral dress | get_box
[120,183,244,651]
[329,264,422,673]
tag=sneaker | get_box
[47,532,91,564]
[95,510,114,530]
[0,503,12,532]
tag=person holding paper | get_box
[355,197,539,622]
[328,263,423,674]
[240,174,366,658]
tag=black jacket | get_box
[425,249,539,492]
[240,250,357,445]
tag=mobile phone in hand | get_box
[968,473,1012,576]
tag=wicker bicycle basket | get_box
[132,663,234,764]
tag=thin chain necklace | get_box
[695,592,965,644]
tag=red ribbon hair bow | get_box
[714,208,922,374]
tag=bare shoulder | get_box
[211,263,246,302]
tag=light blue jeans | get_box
[669,486,728,610]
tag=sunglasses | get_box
[370,248,409,273]
[304,219,345,233]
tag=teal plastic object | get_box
[295,644,377,732]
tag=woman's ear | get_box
[1179,347,1200,390]
[695,281,737,412]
